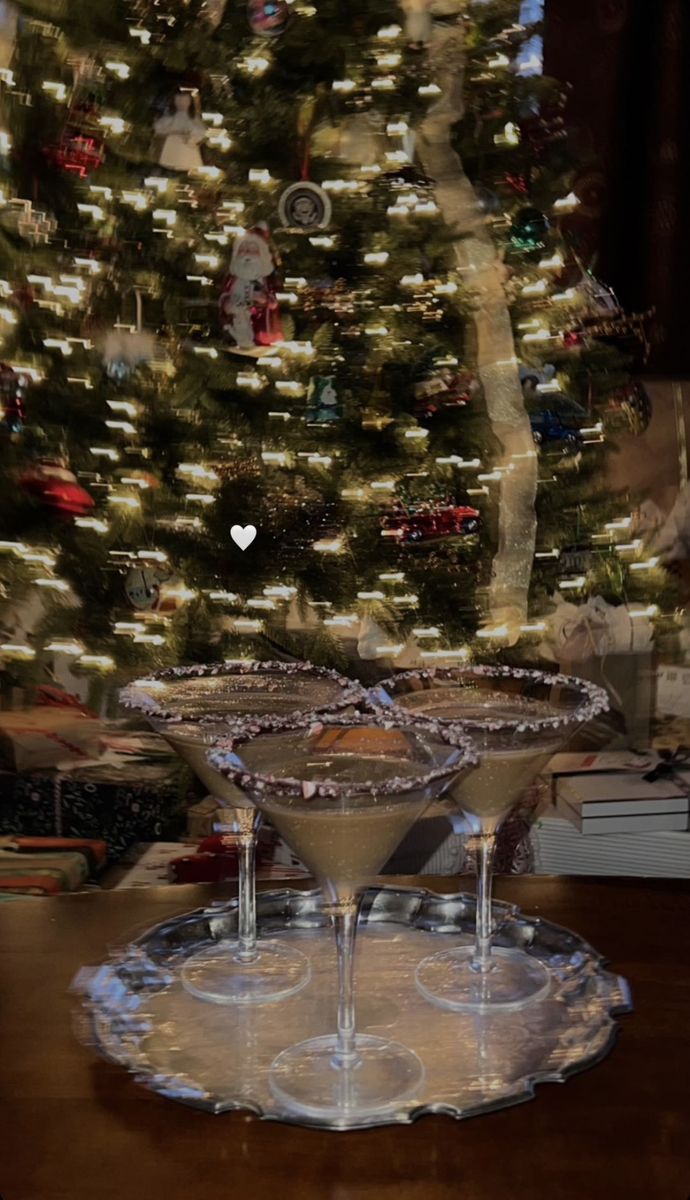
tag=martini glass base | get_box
[416,945,551,1013]
[181,940,310,1006]
[269,1034,424,1122]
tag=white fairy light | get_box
[78,655,115,670]
[313,537,344,553]
[332,79,356,92]
[0,642,35,660]
[46,639,84,656]
[105,61,130,79]
[42,81,67,101]
[35,578,69,592]
[412,627,441,638]
[553,192,580,212]
[364,252,389,265]
[75,517,109,533]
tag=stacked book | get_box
[531,752,690,878]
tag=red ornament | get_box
[562,330,584,349]
[48,101,105,178]
[20,460,95,518]
[382,500,481,545]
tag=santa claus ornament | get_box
[20,459,95,518]
[219,225,283,352]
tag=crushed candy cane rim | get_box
[209,711,479,800]
[370,664,610,736]
[119,659,368,725]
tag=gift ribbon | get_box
[643,747,690,782]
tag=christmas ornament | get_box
[124,565,172,612]
[219,225,283,351]
[247,0,289,38]
[402,0,433,47]
[152,90,206,173]
[102,288,157,379]
[305,376,340,424]
[49,98,105,178]
[605,380,652,436]
[474,185,501,215]
[20,459,94,517]
[577,270,620,316]
[530,410,582,451]
[278,181,332,231]
[414,369,478,418]
[559,543,594,575]
[312,112,386,168]
[382,500,481,545]
[0,198,57,244]
[0,364,31,434]
[519,362,557,401]
[509,206,549,253]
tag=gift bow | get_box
[643,747,690,782]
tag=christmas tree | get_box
[0,0,671,704]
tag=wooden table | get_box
[1,875,689,1200]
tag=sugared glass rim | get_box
[208,711,479,800]
[119,659,367,726]
[371,664,610,736]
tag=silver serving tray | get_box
[76,886,632,1130]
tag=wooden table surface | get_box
[1,875,689,1200]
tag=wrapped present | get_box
[0,707,102,772]
[539,596,655,747]
[186,797,221,839]
[0,846,90,894]
[0,758,185,859]
[168,853,240,884]
[0,835,107,875]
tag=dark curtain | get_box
[544,0,690,375]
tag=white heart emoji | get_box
[230,524,257,551]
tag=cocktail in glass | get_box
[373,666,609,1012]
[120,661,366,1005]
[209,713,478,1123]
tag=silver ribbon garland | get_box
[415,17,538,642]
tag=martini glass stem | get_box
[228,807,262,963]
[332,895,362,1070]
[472,831,497,974]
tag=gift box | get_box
[0,707,102,772]
[0,846,90,894]
[539,596,655,748]
[186,797,221,840]
[0,759,185,859]
[556,774,689,835]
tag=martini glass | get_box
[209,713,477,1123]
[372,666,609,1012]
[120,661,366,1005]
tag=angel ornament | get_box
[153,90,206,173]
